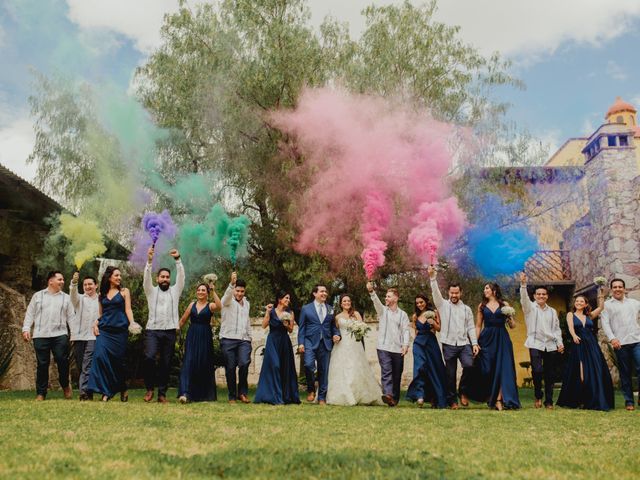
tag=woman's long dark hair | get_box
[414,294,435,318]
[275,290,291,311]
[99,266,121,300]
[481,282,505,307]
[573,295,592,316]
[339,293,355,317]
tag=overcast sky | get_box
[2,0,640,180]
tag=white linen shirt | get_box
[143,260,185,330]
[219,284,252,341]
[370,292,410,354]
[430,278,477,347]
[600,296,640,345]
[519,286,563,351]
[22,289,74,338]
[69,282,99,341]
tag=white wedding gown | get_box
[326,316,383,406]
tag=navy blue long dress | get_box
[88,291,128,398]
[406,318,448,408]
[254,309,300,405]
[178,302,216,402]
[556,314,614,411]
[464,305,521,409]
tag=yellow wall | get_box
[545,138,588,167]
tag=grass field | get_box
[0,388,638,479]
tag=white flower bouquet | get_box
[593,276,607,287]
[280,311,292,326]
[203,273,218,286]
[424,310,436,320]
[128,321,143,335]
[501,306,516,317]
[347,319,371,341]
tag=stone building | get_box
[0,163,127,390]
[495,98,640,384]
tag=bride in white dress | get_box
[326,294,383,406]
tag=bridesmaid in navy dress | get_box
[88,267,135,402]
[254,291,300,405]
[177,283,222,403]
[406,295,448,408]
[465,283,520,410]
[557,292,614,411]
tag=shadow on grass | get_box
[136,447,481,479]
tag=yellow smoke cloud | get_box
[59,213,107,269]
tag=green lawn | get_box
[0,388,637,479]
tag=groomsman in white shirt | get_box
[220,271,252,404]
[519,272,564,409]
[366,282,410,407]
[428,266,478,409]
[22,271,75,400]
[142,247,185,403]
[600,277,640,411]
[69,272,99,401]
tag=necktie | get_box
[319,304,325,323]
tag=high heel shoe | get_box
[495,400,504,411]
[101,395,109,402]
[120,391,128,402]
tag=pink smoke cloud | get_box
[360,192,392,279]
[270,87,466,276]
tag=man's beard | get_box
[159,283,170,291]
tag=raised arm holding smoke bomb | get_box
[427,265,478,409]
[219,270,253,403]
[142,246,185,404]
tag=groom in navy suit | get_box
[297,284,341,405]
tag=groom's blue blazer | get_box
[297,302,341,351]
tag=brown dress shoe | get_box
[35,395,45,401]
[460,394,469,407]
[143,390,154,402]
[534,399,542,409]
[157,395,168,404]
[239,394,250,404]
[306,392,316,402]
[318,400,327,405]
[450,402,459,410]
[63,386,72,399]
[625,404,635,411]
[381,394,396,407]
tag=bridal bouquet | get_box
[203,273,218,287]
[501,306,516,317]
[347,319,370,341]
[424,310,436,321]
[593,276,607,287]
[128,321,143,335]
[280,311,292,326]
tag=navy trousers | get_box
[615,342,640,406]
[33,335,70,397]
[377,349,404,403]
[143,329,176,397]
[304,341,331,401]
[220,338,252,400]
[73,340,95,395]
[442,343,473,404]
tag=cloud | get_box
[309,0,640,62]
[606,60,628,81]
[0,114,36,181]
[65,0,181,53]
